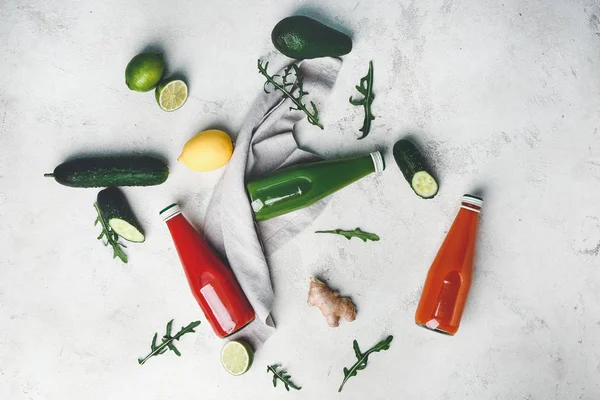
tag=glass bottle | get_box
[414,194,483,335]
[160,204,255,338]
[246,151,385,221]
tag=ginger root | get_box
[307,277,357,327]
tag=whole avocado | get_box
[271,16,352,59]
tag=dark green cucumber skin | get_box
[393,139,438,198]
[48,156,168,187]
[97,187,144,239]
[271,16,352,59]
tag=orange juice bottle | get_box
[415,194,483,335]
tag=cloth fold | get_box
[203,57,342,350]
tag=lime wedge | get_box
[155,78,188,112]
[220,340,253,376]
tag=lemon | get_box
[155,77,188,112]
[178,130,233,172]
[220,340,253,376]
[125,53,165,92]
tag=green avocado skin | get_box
[271,16,352,59]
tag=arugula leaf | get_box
[257,60,323,129]
[267,364,302,391]
[349,61,375,139]
[315,228,380,242]
[338,335,393,392]
[93,202,127,263]
[138,320,201,365]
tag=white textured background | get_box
[1,0,600,399]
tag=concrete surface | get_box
[1,0,599,399]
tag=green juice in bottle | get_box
[247,152,385,221]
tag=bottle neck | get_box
[160,204,182,222]
[369,151,385,174]
[321,151,384,180]
[460,194,483,213]
[160,204,191,238]
[316,151,384,175]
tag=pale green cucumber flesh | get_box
[411,171,438,199]
[108,218,145,243]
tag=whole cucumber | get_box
[45,156,169,188]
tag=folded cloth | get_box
[203,57,342,350]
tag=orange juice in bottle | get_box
[415,194,483,335]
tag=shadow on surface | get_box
[290,5,354,38]
[188,121,237,142]
[58,151,169,166]
[402,132,442,188]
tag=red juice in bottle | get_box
[414,194,483,335]
[160,204,255,338]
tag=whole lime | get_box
[125,53,165,92]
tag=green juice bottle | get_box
[247,151,385,221]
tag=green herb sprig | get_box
[93,202,127,263]
[267,364,302,391]
[349,61,375,139]
[338,335,393,392]
[138,320,201,365]
[257,60,323,129]
[315,228,380,242]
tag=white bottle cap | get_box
[159,203,181,222]
[462,194,483,207]
[370,151,385,174]
[461,195,483,213]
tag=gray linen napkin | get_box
[203,57,342,350]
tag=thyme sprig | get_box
[138,320,201,365]
[338,335,393,392]
[257,60,323,129]
[93,202,127,263]
[315,228,380,242]
[349,61,375,139]
[267,364,302,391]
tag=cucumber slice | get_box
[97,188,145,243]
[393,139,439,199]
[412,171,438,199]
[109,219,145,243]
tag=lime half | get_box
[220,340,253,376]
[155,78,188,112]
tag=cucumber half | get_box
[393,139,439,199]
[108,219,145,243]
[97,187,145,243]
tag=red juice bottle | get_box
[160,204,255,338]
[414,195,483,335]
